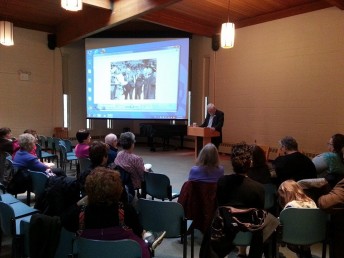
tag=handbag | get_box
[210,206,267,242]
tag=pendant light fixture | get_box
[221,0,235,49]
[0,21,14,46]
[61,0,83,11]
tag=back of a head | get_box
[89,141,108,167]
[279,136,298,151]
[104,133,117,145]
[278,179,311,208]
[85,167,123,205]
[231,142,252,174]
[196,143,219,167]
[76,129,90,143]
[251,145,267,167]
[331,133,344,155]
[119,132,135,150]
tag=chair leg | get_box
[321,242,327,258]
[26,191,31,206]
[190,227,194,258]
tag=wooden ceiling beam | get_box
[138,1,332,37]
[83,0,114,10]
[235,1,332,29]
[56,0,181,47]
[323,0,344,9]
[140,10,217,37]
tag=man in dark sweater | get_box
[273,136,317,186]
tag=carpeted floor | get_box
[0,144,326,258]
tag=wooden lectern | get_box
[187,126,220,158]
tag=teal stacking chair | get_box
[46,136,55,154]
[142,172,179,201]
[277,208,328,258]
[78,157,91,173]
[73,238,141,258]
[0,193,20,204]
[0,201,38,257]
[59,143,78,172]
[137,198,194,258]
[37,135,47,150]
[29,171,48,197]
[36,143,58,167]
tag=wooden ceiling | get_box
[0,0,342,47]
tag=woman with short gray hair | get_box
[13,133,65,176]
[114,132,147,190]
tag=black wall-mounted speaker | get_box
[47,34,56,50]
[212,34,220,51]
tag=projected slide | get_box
[85,38,189,120]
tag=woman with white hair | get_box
[104,133,118,165]
[13,133,65,176]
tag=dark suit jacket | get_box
[200,109,224,147]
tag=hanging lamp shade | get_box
[0,21,14,46]
[221,22,235,49]
[61,0,83,11]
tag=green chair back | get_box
[279,208,328,245]
[143,172,179,201]
[75,238,141,258]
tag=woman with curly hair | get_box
[77,167,165,257]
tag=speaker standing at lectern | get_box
[200,103,224,149]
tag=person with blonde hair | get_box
[278,180,316,258]
[188,143,224,183]
[278,179,317,209]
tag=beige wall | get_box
[0,27,63,137]
[191,7,344,154]
[1,7,343,154]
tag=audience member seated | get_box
[318,177,344,258]
[114,132,148,190]
[312,133,344,187]
[62,167,165,257]
[79,141,109,196]
[278,180,316,258]
[202,142,266,258]
[0,127,15,155]
[75,129,91,158]
[13,133,65,177]
[104,133,118,165]
[12,128,39,158]
[248,145,273,184]
[188,143,224,183]
[0,127,14,188]
[272,136,316,186]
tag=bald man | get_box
[200,103,224,149]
